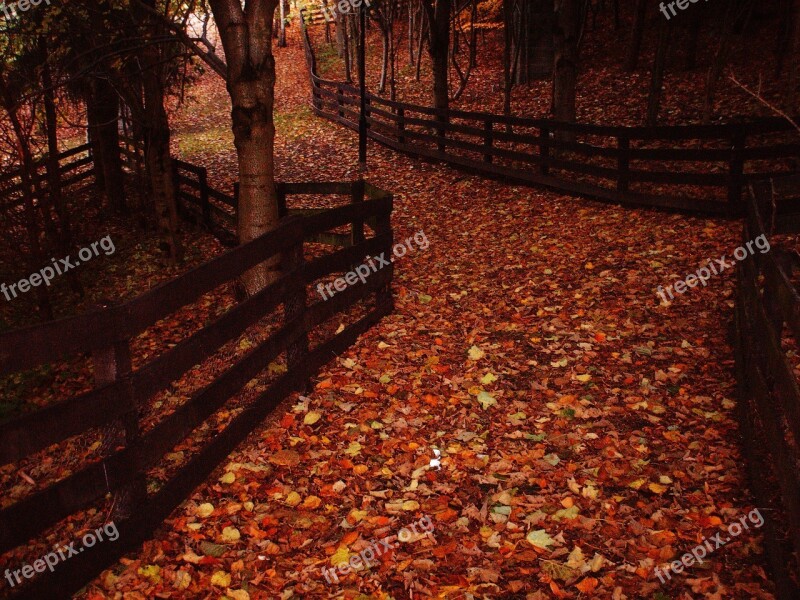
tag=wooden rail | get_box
[0,182,394,599]
[0,143,94,214]
[301,24,800,216]
[733,174,800,599]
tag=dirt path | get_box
[85,31,773,600]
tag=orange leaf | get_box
[342,531,359,545]
[576,577,599,593]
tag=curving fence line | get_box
[301,23,800,217]
[0,171,395,598]
[733,174,800,599]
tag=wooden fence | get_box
[733,174,800,599]
[0,179,394,599]
[302,25,800,216]
[0,143,94,215]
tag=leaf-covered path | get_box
[86,33,773,600]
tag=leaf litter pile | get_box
[5,26,774,600]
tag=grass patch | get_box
[176,126,234,161]
[316,42,342,77]
[275,105,315,140]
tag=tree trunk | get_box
[92,78,126,213]
[647,19,671,126]
[428,0,451,113]
[379,29,390,93]
[625,0,647,72]
[703,0,753,123]
[278,0,287,47]
[210,0,281,294]
[552,0,579,127]
[786,0,800,111]
[137,0,182,262]
[86,96,106,190]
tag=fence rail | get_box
[733,174,800,599]
[302,24,799,216]
[0,143,94,214]
[0,173,394,599]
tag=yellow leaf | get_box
[648,482,668,494]
[138,565,161,583]
[304,411,322,425]
[468,346,485,360]
[481,372,497,385]
[330,546,351,567]
[344,442,362,457]
[628,478,646,490]
[526,529,555,549]
[219,472,236,485]
[174,570,191,590]
[348,509,368,522]
[285,491,302,507]
[302,495,322,509]
[575,374,591,383]
[477,391,497,409]
[402,500,420,511]
[196,503,214,518]
[221,526,241,543]
[210,571,231,588]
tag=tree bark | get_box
[786,0,800,111]
[278,0,287,47]
[136,0,183,263]
[647,19,671,126]
[625,0,647,72]
[428,0,451,113]
[552,0,579,127]
[210,0,281,294]
[91,78,126,213]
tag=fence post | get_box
[199,167,210,227]
[397,107,406,145]
[729,130,747,216]
[277,183,288,219]
[282,219,309,392]
[484,120,494,163]
[373,197,394,312]
[436,111,448,154]
[337,85,345,120]
[617,134,630,197]
[351,179,366,246]
[539,127,550,175]
[93,303,145,520]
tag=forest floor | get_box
[59,21,781,600]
